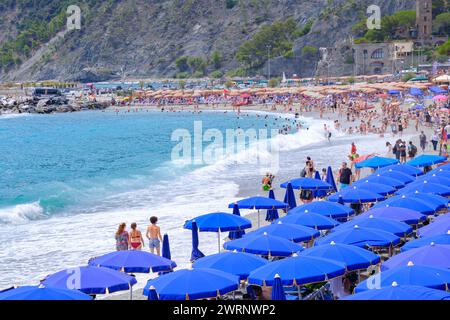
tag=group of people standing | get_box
[115,217,163,255]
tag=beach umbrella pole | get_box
[258,209,260,228]
[130,287,133,300]
[218,230,221,253]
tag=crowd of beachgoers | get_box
[1,81,450,301]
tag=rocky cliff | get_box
[0,0,415,82]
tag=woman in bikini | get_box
[129,222,144,250]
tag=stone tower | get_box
[416,0,433,41]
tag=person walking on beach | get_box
[419,131,427,153]
[431,132,439,152]
[408,141,418,159]
[147,216,163,255]
[115,223,129,251]
[129,223,144,250]
[338,162,353,190]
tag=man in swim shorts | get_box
[146,216,163,255]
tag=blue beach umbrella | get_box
[371,171,414,184]
[351,181,396,196]
[381,243,450,271]
[437,163,450,171]
[193,251,268,281]
[416,174,450,187]
[395,191,449,210]
[371,195,437,215]
[162,234,171,260]
[376,164,423,177]
[293,201,353,219]
[355,156,399,169]
[41,266,137,295]
[300,241,380,271]
[223,233,304,257]
[388,90,400,95]
[355,263,450,293]
[0,285,92,300]
[271,275,286,300]
[314,170,328,198]
[184,212,252,252]
[332,216,413,237]
[360,176,405,189]
[406,155,447,167]
[410,88,424,96]
[357,207,426,225]
[344,283,450,300]
[418,219,450,238]
[280,178,332,190]
[184,212,252,232]
[326,166,337,192]
[229,197,288,228]
[88,250,176,273]
[397,181,450,197]
[276,209,340,230]
[430,86,447,94]
[401,233,450,251]
[229,203,245,240]
[146,286,159,301]
[265,189,279,222]
[190,221,205,262]
[327,186,385,203]
[245,221,320,243]
[426,167,450,177]
[248,254,346,286]
[283,182,297,211]
[143,268,239,300]
[315,225,400,248]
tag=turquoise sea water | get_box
[0,110,290,222]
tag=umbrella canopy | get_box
[401,233,450,251]
[143,268,239,300]
[357,207,426,225]
[315,225,401,248]
[190,221,205,262]
[229,203,246,240]
[223,233,304,257]
[300,241,380,271]
[417,174,450,187]
[351,181,396,196]
[88,251,176,273]
[358,175,405,189]
[229,197,288,210]
[433,95,448,102]
[429,86,447,94]
[245,221,320,242]
[292,201,354,219]
[192,251,268,281]
[343,282,450,300]
[333,215,412,237]
[381,243,450,271]
[146,286,159,300]
[395,191,449,210]
[388,90,400,95]
[370,171,414,184]
[41,266,137,294]
[371,195,437,215]
[355,263,450,292]
[406,155,447,167]
[355,156,399,169]
[0,285,92,300]
[162,234,171,260]
[280,178,332,190]
[326,166,337,192]
[276,209,340,230]
[327,186,385,203]
[184,212,252,232]
[271,275,286,300]
[266,189,280,222]
[410,88,424,96]
[283,183,297,210]
[426,167,450,177]
[418,219,450,238]
[397,181,450,197]
[248,254,346,286]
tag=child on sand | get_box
[147,216,163,255]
